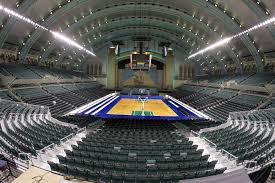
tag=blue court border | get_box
[78,95,206,121]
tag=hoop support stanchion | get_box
[135,96,149,116]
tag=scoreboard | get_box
[130,52,152,70]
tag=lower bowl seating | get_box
[50,120,226,182]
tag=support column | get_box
[165,50,174,90]
[107,47,117,89]
[183,65,186,79]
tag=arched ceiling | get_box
[0,0,275,72]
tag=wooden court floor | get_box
[12,166,93,183]
[107,99,178,116]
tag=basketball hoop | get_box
[136,96,149,116]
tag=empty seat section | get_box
[52,120,224,182]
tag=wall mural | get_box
[118,67,162,88]
[124,70,156,87]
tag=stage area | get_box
[107,99,178,116]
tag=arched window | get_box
[90,64,94,76]
[86,64,90,75]
[94,64,98,76]
[99,63,102,76]
[179,65,183,79]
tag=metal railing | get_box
[190,130,200,137]
[77,127,86,134]
[203,137,217,148]
[221,149,238,161]
[60,133,74,144]
[18,153,32,168]
[37,143,56,155]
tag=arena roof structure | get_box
[1,0,275,72]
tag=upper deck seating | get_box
[230,94,265,108]
[0,91,13,100]
[240,73,275,86]
[2,64,41,79]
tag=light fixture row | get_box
[188,16,275,59]
[0,4,96,57]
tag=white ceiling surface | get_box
[0,0,274,58]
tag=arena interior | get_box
[0,0,275,183]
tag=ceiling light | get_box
[0,4,96,57]
[189,16,275,59]
[51,31,95,56]
[188,37,232,58]
[1,6,48,31]
[233,17,275,38]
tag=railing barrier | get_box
[203,137,217,148]
[221,149,238,161]
[77,127,86,134]
[60,133,74,144]
[191,130,200,137]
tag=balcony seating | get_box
[207,75,232,84]
[190,73,275,86]
[0,67,10,76]
[211,90,237,99]
[16,87,75,116]
[0,64,90,80]
[230,74,253,84]
[64,84,110,101]
[1,64,41,79]
[14,84,110,116]
[240,73,275,86]
[0,91,13,100]
[43,86,88,107]
[230,94,265,108]
[16,88,49,99]
[265,99,275,109]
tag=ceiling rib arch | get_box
[191,0,263,71]
[242,0,275,40]
[16,3,245,71]
[2,0,262,72]
[32,4,241,71]
[42,18,201,60]
[55,21,225,69]
[58,27,225,72]
[40,16,192,63]
[0,0,37,48]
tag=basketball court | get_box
[12,166,93,183]
[107,98,178,116]
[70,94,210,121]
